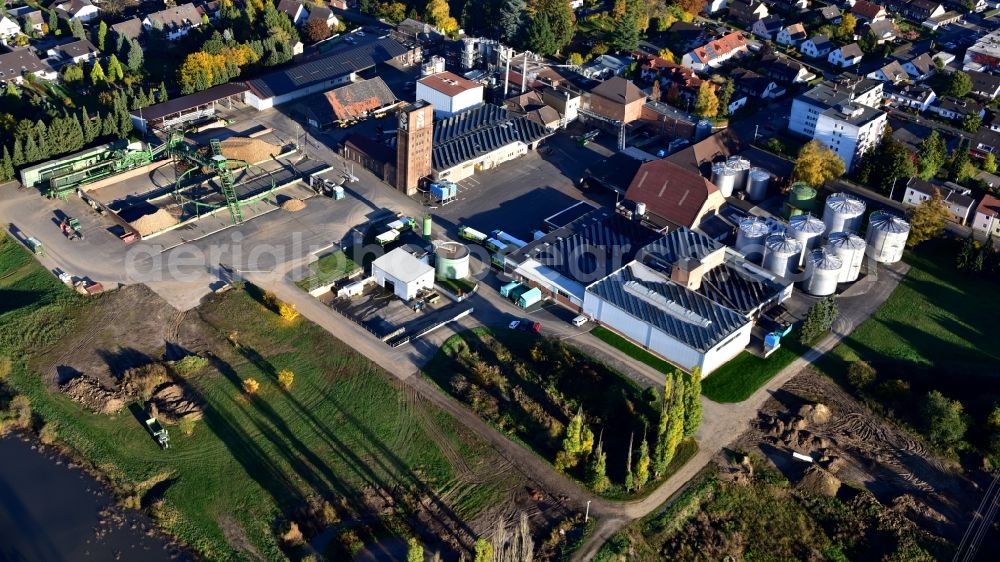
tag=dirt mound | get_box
[149,384,204,424]
[60,375,128,414]
[280,198,306,212]
[798,465,841,497]
[131,209,179,236]
[798,403,832,425]
[220,137,278,163]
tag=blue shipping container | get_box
[500,281,522,298]
[518,287,542,308]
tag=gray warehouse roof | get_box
[431,104,552,171]
[247,36,408,99]
[587,262,749,353]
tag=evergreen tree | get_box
[101,111,117,137]
[70,18,85,40]
[525,13,556,55]
[4,80,18,97]
[586,433,610,492]
[957,234,977,273]
[801,296,839,344]
[47,9,58,36]
[12,138,23,166]
[635,434,650,489]
[65,114,85,152]
[652,375,672,477]
[0,146,14,182]
[497,0,526,43]
[90,60,106,85]
[97,20,108,51]
[127,39,143,72]
[158,82,168,102]
[683,368,703,437]
[24,134,41,164]
[34,121,49,159]
[81,107,99,143]
[118,106,133,138]
[107,54,124,82]
[610,1,640,53]
[917,130,946,180]
[535,0,574,54]
[624,432,634,492]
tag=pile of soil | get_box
[131,209,179,236]
[60,375,128,414]
[280,199,306,212]
[149,384,203,424]
[798,465,841,497]
[220,137,279,164]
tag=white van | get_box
[571,315,589,327]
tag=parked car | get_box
[509,319,541,334]
[571,315,589,327]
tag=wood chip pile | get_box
[131,208,179,236]
[280,198,306,212]
[220,137,279,164]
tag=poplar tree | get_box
[97,20,108,51]
[635,433,651,489]
[683,368,703,437]
[624,432,634,492]
[652,375,672,477]
[587,432,610,492]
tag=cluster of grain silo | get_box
[747,168,770,201]
[822,192,866,234]
[827,232,866,283]
[735,217,771,261]
[801,248,843,296]
[865,211,910,264]
[763,234,801,278]
[787,214,825,265]
[710,156,751,197]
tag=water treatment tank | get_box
[763,234,802,278]
[827,232,866,283]
[823,192,866,235]
[435,241,471,280]
[802,248,843,296]
[711,161,740,197]
[735,217,771,262]
[747,168,770,201]
[784,182,818,218]
[865,211,910,264]
[788,214,825,265]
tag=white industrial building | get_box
[790,77,886,169]
[371,248,435,301]
[416,71,484,118]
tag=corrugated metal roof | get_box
[588,262,748,353]
[431,104,552,171]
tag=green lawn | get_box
[294,250,360,292]
[590,326,676,373]
[0,235,506,560]
[701,334,807,404]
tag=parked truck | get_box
[492,230,528,250]
[458,225,488,242]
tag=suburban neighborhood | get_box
[0,0,998,561]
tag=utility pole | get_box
[585,500,591,523]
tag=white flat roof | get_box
[372,247,433,283]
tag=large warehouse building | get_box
[416,71,484,117]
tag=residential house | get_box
[898,52,935,80]
[828,43,864,68]
[588,76,647,123]
[776,23,807,46]
[867,60,910,83]
[800,35,833,58]
[277,0,309,26]
[307,6,339,28]
[968,70,1000,99]
[732,67,785,99]
[111,18,143,44]
[47,38,99,64]
[681,32,749,72]
[929,97,986,121]
[143,4,202,41]
[641,56,705,103]
[973,128,1000,157]
[728,0,769,26]
[933,51,956,68]
[48,0,100,23]
[865,19,899,44]
[329,0,348,8]
[972,193,1000,240]
[922,10,962,31]
[815,5,842,23]
[964,28,1000,72]
[0,16,21,39]
[751,15,783,40]
[667,22,709,51]
[902,178,975,224]
[888,83,936,111]
[851,0,888,22]
[789,77,887,169]
[0,48,57,84]
[762,54,814,83]
[21,10,45,34]
[989,112,1000,132]
[884,0,946,21]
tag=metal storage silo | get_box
[783,182,818,218]
[788,214,825,265]
[726,156,751,192]
[823,192,866,235]
[435,242,471,280]
[711,161,739,197]
[747,168,770,201]
[865,211,910,264]
[736,217,771,262]
[827,232,866,283]
[802,248,843,296]
[763,234,801,278]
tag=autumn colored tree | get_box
[792,140,846,186]
[89,60,106,85]
[278,369,294,390]
[906,190,949,247]
[302,18,331,42]
[242,378,260,394]
[836,13,857,41]
[426,0,458,33]
[106,54,124,82]
[693,82,718,118]
[634,434,651,489]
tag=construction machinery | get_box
[59,216,83,240]
[145,417,170,449]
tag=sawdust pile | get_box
[280,198,306,212]
[220,137,279,163]
[131,209,179,236]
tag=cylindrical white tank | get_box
[726,156,750,191]
[763,234,802,278]
[736,217,771,261]
[865,211,910,264]
[788,214,825,265]
[802,248,843,296]
[711,161,739,197]
[435,242,471,280]
[823,192,866,235]
[747,168,770,201]
[827,232,866,283]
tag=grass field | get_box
[294,250,360,292]
[0,234,508,560]
[590,326,676,374]
[701,334,807,404]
